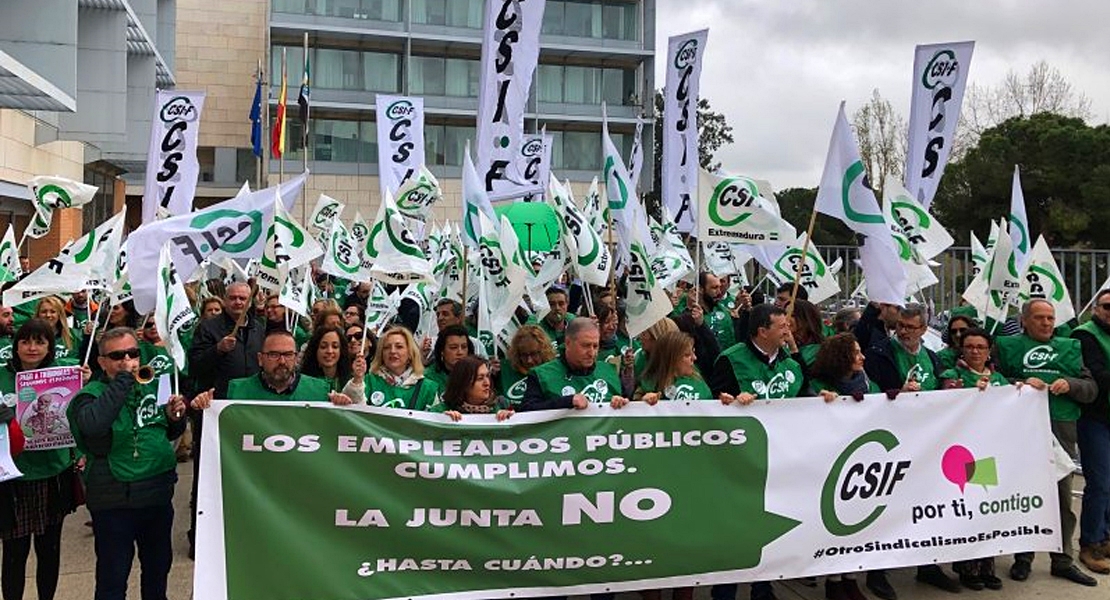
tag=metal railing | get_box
[748,245,1110,317]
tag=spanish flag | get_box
[271,48,287,159]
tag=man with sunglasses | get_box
[67,327,188,600]
[1072,290,1110,575]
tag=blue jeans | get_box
[1078,417,1110,547]
[711,581,773,600]
[91,504,175,600]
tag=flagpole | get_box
[461,246,469,305]
[302,32,309,178]
[82,298,107,366]
[606,209,616,300]
[280,47,287,185]
[694,240,701,303]
[262,55,270,189]
[787,206,821,321]
[255,59,263,189]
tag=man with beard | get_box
[699,272,742,352]
[526,287,574,350]
[194,330,339,403]
[0,304,13,368]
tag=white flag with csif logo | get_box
[308,194,345,243]
[663,29,709,233]
[375,95,426,205]
[475,0,546,201]
[1017,236,1074,323]
[142,91,206,224]
[904,41,974,211]
[127,172,308,313]
[156,241,198,370]
[697,169,795,245]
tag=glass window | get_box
[548,130,564,170]
[363,51,400,92]
[536,64,563,103]
[444,126,474,166]
[424,124,446,165]
[315,48,361,90]
[359,121,378,163]
[562,131,600,171]
[313,120,362,162]
[542,1,565,35]
[564,66,599,104]
[446,0,482,28]
[412,0,446,25]
[270,46,305,89]
[602,2,638,41]
[602,67,635,105]
[445,58,479,97]
[364,0,401,21]
[564,1,602,37]
[410,56,446,96]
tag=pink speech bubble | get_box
[941,445,975,492]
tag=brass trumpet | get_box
[135,365,156,385]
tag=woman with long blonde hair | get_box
[634,331,712,403]
[34,297,78,360]
[365,326,440,410]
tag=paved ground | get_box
[12,465,1107,599]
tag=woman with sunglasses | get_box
[938,315,975,371]
[0,319,89,600]
[345,324,374,360]
[501,325,555,406]
[300,326,366,402]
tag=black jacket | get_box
[189,313,264,399]
[673,313,721,377]
[1072,318,1110,424]
[864,338,943,393]
[69,371,186,511]
[853,303,891,352]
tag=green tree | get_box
[933,113,1110,248]
[644,91,734,217]
[775,187,856,246]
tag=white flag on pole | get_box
[904,41,974,210]
[550,175,610,287]
[477,212,527,345]
[1009,165,1031,270]
[1018,236,1075,323]
[663,29,709,233]
[155,242,198,370]
[766,235,841,305]
[308,194,345,243]
[624,216,674,339]
[319,218,362,280]
[142,91,206,223]
[25,176,98,239]
[697,169,796,245]
[257,193,323,295]
[462,143,498,250]
[883,177,954,260]
[367,192,435,285]
[0,225,22,283]
[128,173,308,313]
[375,95,426,203]
[393,165,442,222]
[279,264,313,318]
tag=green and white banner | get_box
[197,387,1060,600]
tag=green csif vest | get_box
[531,358,622,405]
[721,342,804,400]
[995,334,1083,421]
[69,379,176,483]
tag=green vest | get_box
[890,341,939,391]
[366,372,441,411]
[936,347,959,371]
[140,342,175,380]
[0,337,11,370]
[995,334,1083,421]
[68,378,176,483]
[704,303,736,351]
[423,365,449,391]
[1075,321,1110,406]
[0,366,73,480]
[938,367,1009,389]
[640,375,713,401]
[529,314,573,349]
[531,358,622,405]
[798,344,821,370]
[721,342,804,399]
[226,373,332,402]
[500,366,529,406]
[632,350,648,381]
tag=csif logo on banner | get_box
[172,210,263,264]
[708,177,759,226]
[919,50,961,180]
[1023,266,1065,303]
[155,95,201,212]
[774,250,825,289]
[386,99,417,168]
[822,430,913,536]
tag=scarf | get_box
[459,401,495,414]
[380,366,421,387]
[834,370,872,396]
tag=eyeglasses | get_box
[948,327,968,336]
[347,333,363,341]
[103,348,141,361]
[895,322,924,331]
[262,351,297,360]
[518,350,544,361]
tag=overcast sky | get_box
[653,0,1110,190]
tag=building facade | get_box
[175,0,656,223]
[0,0,175,265]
